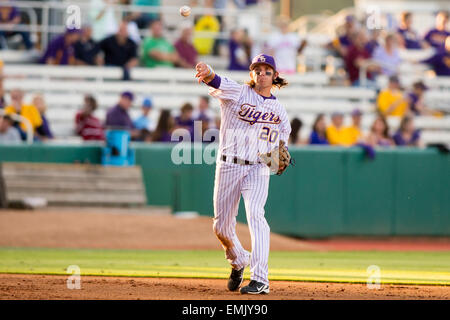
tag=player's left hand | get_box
[259,140,292,175]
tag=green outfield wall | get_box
[1,143,449,237]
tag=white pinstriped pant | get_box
[213,159,271,285]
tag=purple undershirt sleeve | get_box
[205,74,221,89]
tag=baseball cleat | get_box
[240,280,270,294]
[227,267,245,291]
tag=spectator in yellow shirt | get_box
[343,108,363,145]
[377,75,409,117]
[326,112,348,146]
[4,89,43,139]
[193,14,220,55]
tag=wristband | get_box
[206,65,213,78]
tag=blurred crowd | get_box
[0,88,220,144]
[289,108,422,148]
[0,86,424,148]
[0,0,270,79]
[327,10,450,86]
[0,2,449,147]
[0,2,449,79]
[36,18,196,81]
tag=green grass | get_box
[0,248,449,285]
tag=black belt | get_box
[221,155,257,165]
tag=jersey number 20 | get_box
[259,127,279,143]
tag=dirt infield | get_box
[1,274,449,300]
[1,208,450,300]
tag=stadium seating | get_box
[2,64,450,144]
[1,162,147,207]
[0,50,39,63]
[2,65,329,85]
[1,0,449,146]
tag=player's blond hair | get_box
[246,75,288,89]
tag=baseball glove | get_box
[259,140,292,175]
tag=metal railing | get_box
[289,13,333,36]
[310,7,356,37]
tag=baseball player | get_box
[195,54,292,294]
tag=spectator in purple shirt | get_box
[228,28,250,71]
[397,11,423,49]
[0,5,33,50]
[309,114,329,145]
[194,95,215,142]
[338,15,357,48]
[393,116,421,147]
[421,35,450,76]
[407,81,426,115]
[174,23,198,68]
[327,15,357,58]
[151,109,175,142]
[407,81,444,116]
[40,28,81,65]
[338,31,352,48]
[105,91,141,140]
[407,81,434,116]
[174,102,195,142]
[424,11,449,49]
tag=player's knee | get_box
[213,221,234,241]
[212,219,222,236]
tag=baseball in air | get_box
[180,5,191,17]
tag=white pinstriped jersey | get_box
[208,76,291,162]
